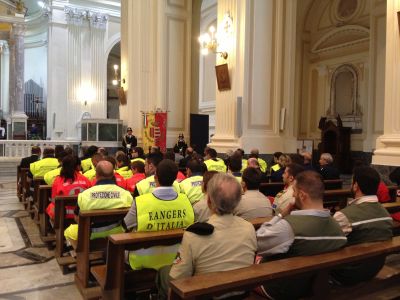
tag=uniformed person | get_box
[122,127,137,157]
[249,148,267,173]
[130,146,145,164]
[91,156,127,190]
[204,148,227,173]
[115,153,133,179]
[80,145,98,173]
[227,152,242,183]
[43,150,69,185]
[179,158,205,205]
[123,159,194,270]
[30,147,60,178]
[156,173,257,299]
[135,153,181,196]
[83,153,104,181]
[269,151,283,174]
[64,160,133,241]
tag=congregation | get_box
[17,140,398,299]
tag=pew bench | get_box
[90,217,271,300]
[29,177,45,221]
[38,184,54,243]
[19,168,30,208]
[169,236,400,300]
[74,208,130,299]
[54,195,79,273]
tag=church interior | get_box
[1,0,400,299]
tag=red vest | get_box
[126,173,146,193]
[46,172,92,219]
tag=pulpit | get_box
[319,119,352,173]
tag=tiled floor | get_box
[0,177,82,300]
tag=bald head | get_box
[247,157,260,168]
[96,161,115,181]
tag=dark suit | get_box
[19,154,40,179]
[319,164,340,180]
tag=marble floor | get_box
[0,176,82,300]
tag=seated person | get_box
[193,171,218,222]
[156,173,257,299]
[270,154,288,182]
[273,163,305,214]
[179,158,205,205]
[83,153,104,181]
[256,171,346,299]
[332,166,393,285]
[123,159,194,271]
[30,147,59,178]
[204,148,227,173]
[126,160,146,193]
[130,146,145,164]
[234,167,273,220]
[164,151,186,182]
[46,155,92,220]
[80,145,98,173]
[249,148,267,173]
[64,161,133,241]
[44,150,69,185]
[92,156,127,190]
[115,153,133,179]
[318,153,340,180]
[227,152,243,183]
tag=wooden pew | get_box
[30,177,45,221]
[91,217,271,300]
[54,195,79,273]
[17,166,22,201]
[259,182,284,197]
[74,208,130,299]
[324,179,343,190]
[20,168,30,207]
[38,185,54,242]
[169,237,400,300]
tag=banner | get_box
[142,111,168,153]
[155,112,167,152]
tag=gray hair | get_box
[207,173,242,215]
[321,153,333,164]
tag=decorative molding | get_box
[311,25,369,54]
[64,6,108,29]
[0,40,9,53]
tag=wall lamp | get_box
[112,64,119,86]
[198,12,233,60]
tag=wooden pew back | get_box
[74,208,130,298]
[38,185,52,239]
[91,217,271,300]
[169,237,400,299]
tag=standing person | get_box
[256,171,346,299]
[332,166,393,285]
[122,127,137,157]
[156,173,257,299]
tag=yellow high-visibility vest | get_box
[136,175,181,195]
[115,166,133,179]
[30,157,60,178]
[44,166,61,185]
[129,192,194,270]
[204,158,227,173]
[81,157,93,173]
[179,175,204,204]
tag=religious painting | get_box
[215,63,231,91]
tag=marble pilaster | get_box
[372,1,400,166]
[0,40,10,117]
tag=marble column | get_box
[9,23,28,139]
[372,1,400,166]
[120,0,192,147]
[208,0,298,154]
[0,40,10,117]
